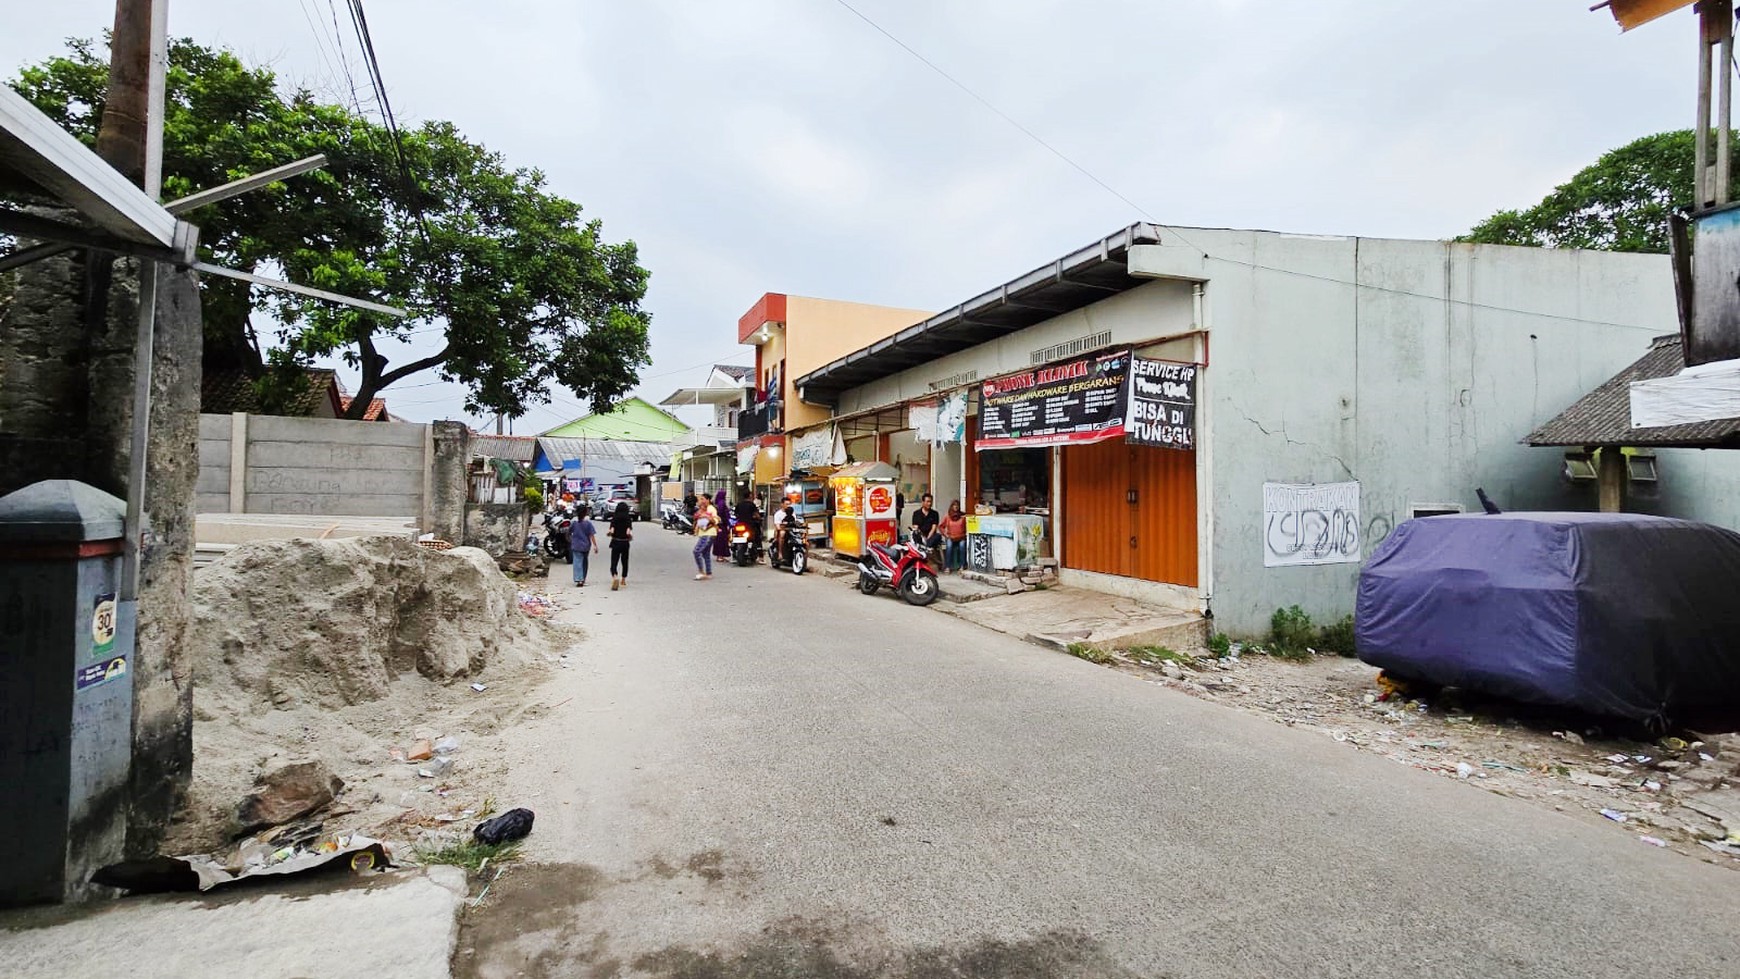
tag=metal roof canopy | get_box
[660,386,745,407]
[1592,0,1696,33]
[795,222,1164,404]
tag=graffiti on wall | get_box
[1263,481,1362,567]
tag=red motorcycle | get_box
[856,537,941,606]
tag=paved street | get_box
[463,526,1740,978]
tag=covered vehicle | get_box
[1356,512,1740,730]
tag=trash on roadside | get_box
[1482,760,1526,772]
[1639,836,1668,847]
[434,736,461,755]
[470,683,488,692]
[517,592,559,617]
[1374,671,1415,702]
[1456,762,1475,779]
[1659,736,1689,752]
[418,756,454,778]
[91,832,391,894]
[406,739,434,762]
[1600,808,1628,823]
[1554,730,1584,745]
[1606,754,1631,764]
[473,807,535,845]
[1643,780,1663,792]
[1571,772,1619,788]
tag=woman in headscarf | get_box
[607,502,634,590]
[711,489,731,561]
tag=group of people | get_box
[904,493,971,572]
[564,499,637,590]
[562,488,970,588]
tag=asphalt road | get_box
[460,525,1740,979]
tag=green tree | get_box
[1462,130,1740,254]
[10,38,650,419]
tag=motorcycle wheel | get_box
[900,570,940,607]
[790,549,807,575]
[733,545,750,567]
[541,536,563,560]
[858,574,879,596]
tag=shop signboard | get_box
[1126,358,1197,450]
[976,350,1131,450]
[967,534,993,572]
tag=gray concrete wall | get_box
[464,503,530,556]
[1158,231,1740,636]
[429,421,469,544]
[196,413,431,520]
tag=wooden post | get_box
[1597,447,1626,513]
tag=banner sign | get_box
[1263,481,1362,567]
[791,427,836,470]
[976,349,1130,450]
[1127,358,1197,450]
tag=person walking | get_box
[711,489,731,563]
[941,500,968,573]
[607,502,634,590]
[569,505,599,587]
[692,497,717,579]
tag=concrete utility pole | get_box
[1694,0,1735,208]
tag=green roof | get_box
[541,396,690,441]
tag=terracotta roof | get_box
[1525,335,1740,448]
[340,396,389,421]
[202,367,341,417]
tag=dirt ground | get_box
[1113,647,1740,868]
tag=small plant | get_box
[416,838,523,875]
[1269,604,1315,658]
[1124,644,1191,666]
[1316,615,1357,657]
[523,483,544,511]
[1207,632,1231,657]
[1066,642,1113,665]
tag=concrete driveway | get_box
[463,526,1740,978]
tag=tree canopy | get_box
[1462,130,1740,254]
[11,38,651,419]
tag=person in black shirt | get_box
[910,493,942,549]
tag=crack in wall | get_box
[1232,402,1356,481]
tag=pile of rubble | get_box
[962,557,1059,594]
[1116,648,1740,867]
[162,537,572,857]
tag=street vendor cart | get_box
[828,461,899,558]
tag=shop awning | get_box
[831,461,899,481]
[795,223,1164,404]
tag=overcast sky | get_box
[3,1,1697,431]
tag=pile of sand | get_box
[168,537,573,853]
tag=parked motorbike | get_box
[856,538,941,606]
[662,502,695,534]
[542,503,574,563]
[768,522,809,575]
[729,519,764,567]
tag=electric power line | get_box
[828,0,1676,336]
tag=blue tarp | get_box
[1356,512,1740,729]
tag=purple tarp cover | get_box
[1356,512,1740,728]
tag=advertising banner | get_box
[975,349,1131,450]
[1262,481,1362,567]
[1126,358,1198,450]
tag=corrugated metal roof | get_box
[795,223,1164,403]
[470,434,538,462]
[536,437,673,467]
[1525,334,1740,447]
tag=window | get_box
[1563,450,1597,482]
[1627,453,1659,483]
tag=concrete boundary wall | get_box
[196,413,432,520]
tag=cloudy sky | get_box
[4,1,1696,430]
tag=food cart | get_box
[782,474,829,541]
[828,461,899,558]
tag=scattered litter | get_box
[517,592,559,617]
[1456,762,1476,779]
[1554,730,1584,745]
[470,683,488,693]
[434,809,477,823]
[474,807,535,845]
[1701,752,1717,763]
[1639,836,1668,847]
[1700,840,1740,857]
[1600,809,1629,823]
[406,739,434,762]
[1606,754,1631,764]
[1643,780,1663,793]
[92,832,390,894]
[418,756,454,778]
[434,736,461,755]
[1571,772,1619,789]
[1660,737,1689,752]
[1482,760,1527,772]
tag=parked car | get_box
[594,488,640,520]
[1357,511,1740,732]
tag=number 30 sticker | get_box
[93,593,117,654]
